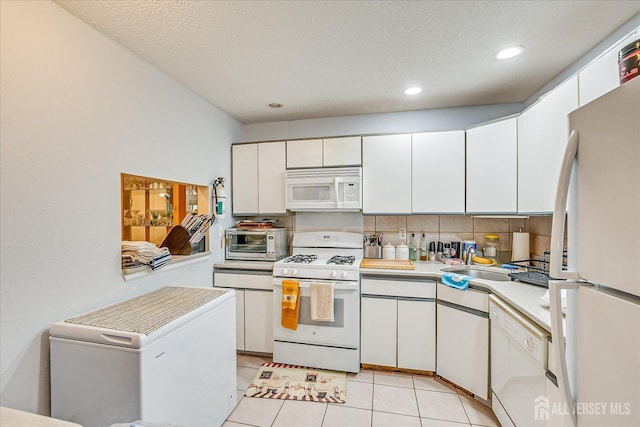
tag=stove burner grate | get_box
[326,255,356,265]
[283,254,318,264]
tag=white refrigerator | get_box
[50,286,237,427]
[549,77,639,426]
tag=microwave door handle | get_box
[334,177,341,208]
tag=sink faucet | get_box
[465,246,476,265]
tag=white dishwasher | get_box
[490,295,549,427]
[50,286,237,427]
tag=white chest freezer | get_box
[50,286,237,427]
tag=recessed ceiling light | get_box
[268,102,283,108]
[404,87,422,95]
[495,45,524,59]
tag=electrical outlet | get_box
[399,227,406,241]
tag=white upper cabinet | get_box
[579,33,637,107]
[323,136,362,166]
[258,141,287,214]
[232,141,286,215]
[232,143,259,215]
[411,130,466,214]
[466,117,517,213]
[363,134,412,214]
[518,75,579,214]
[287,137,361,168]
[286,139,323,168]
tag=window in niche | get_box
[121,173,209,261]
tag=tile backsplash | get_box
[235,213,554,261]
[365,215,553,261]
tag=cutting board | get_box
[360,259,415,270]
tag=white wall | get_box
[244,103,523,142]
[0,0,243,415]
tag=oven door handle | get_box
[273,280,358,291]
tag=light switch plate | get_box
[399,227,406,241]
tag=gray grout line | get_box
[268,399,285,427]
[457,392,473,426]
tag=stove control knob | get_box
[292,269,299,276]
[330,271,338,278]
[282,268,289,276]
[341,271,349,279]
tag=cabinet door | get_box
[518,75,578,213]
[466,118,517,213]
[362,134,412,214]
[235,289,245,351]
[286,139,323,168]
[397,299,435,371]
[323,136,362,166]
[361,296,396,367]
[578,34,636,107]
[436,303,489,399]
[258,141,286,214]
[232,144,259,215]
[244,290,274,353]
[412,131,465,213]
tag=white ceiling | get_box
[55,1,640,124]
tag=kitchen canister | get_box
[396,244,409,260]
[484,234,499,259]
[382,243,396,260]
[364,245,382,259]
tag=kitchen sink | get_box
[442,267,512,282]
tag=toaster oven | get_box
[225,227,289,261]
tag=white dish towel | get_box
[310,282,334,322]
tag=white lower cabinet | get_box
[397,298,436,370]
[361,296,396,367]
[436,283,489,400]
[244,290,274,353]
[234,289,245,350]
[214,269,274,353]
[360,277,436,371]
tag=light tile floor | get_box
[224,354,499,427]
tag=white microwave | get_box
[285,167,362,211]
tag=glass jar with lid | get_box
[484,234,499,259]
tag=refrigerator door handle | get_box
[550,130,580,280]
[549,279,581,427]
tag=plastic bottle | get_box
[409,233,418,261]
[420,233,428,261]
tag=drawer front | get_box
[437,282,488,312]
[214,272,273,290]
[361,277,436,299]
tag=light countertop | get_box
[361,261,554,333]
[214,260,275,271]
[214,258,555,333]
[0,407,81,427]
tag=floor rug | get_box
[244,363,346,404]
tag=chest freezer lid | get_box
[50,286,232,348]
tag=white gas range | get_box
[272,231,363,373]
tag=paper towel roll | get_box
[511,232,530,261]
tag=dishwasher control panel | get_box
[490,300,548,366]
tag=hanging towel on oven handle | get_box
[281,280,300,330]
[310,282,334,322]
